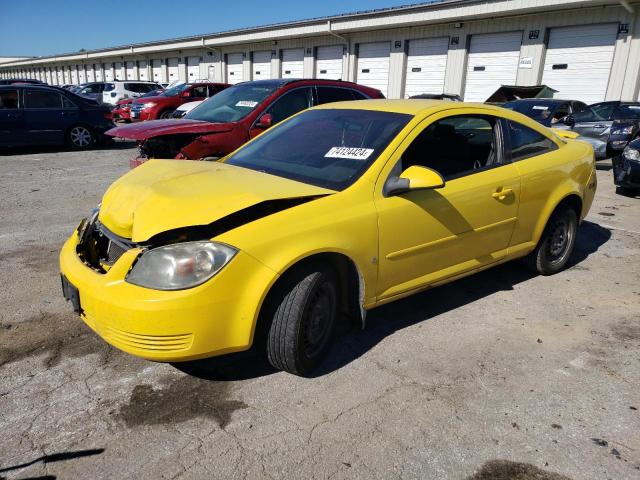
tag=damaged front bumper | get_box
[612,156,640,189]
[59,226,279,362]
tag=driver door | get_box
[374,111,521,300]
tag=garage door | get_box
[316,45,343,80]
[138,60,148,81]
[357,42,391,97]
[125,61,136,80]
[282,48,304,78]
[226,53,244,84]
[187,56,200,81]
[542,24,617,104]
[252,50,271,80]
[105,65,114,82]
[405,37,449,98]
[70,67,79,84]
[152,59,163,82]
[464,31,522,102]
[95,64,103,81]
[167,58,179,82]
[87,66,95,82]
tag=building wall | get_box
[1,1,639,101]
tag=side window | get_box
[401,115,501,180]
[0,89,19,109]
[265,87,312,124]
[190,86,208,98]
[316,87,356,105]
[571,102,587,114]
[24,90,62,109]
[207,85,219,97]
[351,89,368,100]
[507,121,557,161]
[551,103,570,124]
[615,104,640,120]
[61,95,77,109]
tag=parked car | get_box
[172,100,203,118]
[612,138,640,195]
[61,100,596,375]
[502,99,587,127]
[0,78,45,85]
[110,88,165,123]
[76,82,111,102]
[130,82,229,121]
[0,84,113,149]
[559,101,640,159]
[102,81,162,106]
[106,79,385,167]
[409,93,462,101]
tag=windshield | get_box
[186,83,277,123]
[503,102,553,121]
[162,84,190,97]
[617,104,640,120]
[225,109,411,191]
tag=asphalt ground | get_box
[0,144,638,480]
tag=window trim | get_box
[504,119,559,163]
[22,88,65,110]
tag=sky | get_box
[0,0,418,57]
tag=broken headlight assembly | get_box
[126,241,237,290]
[611,125,634,136]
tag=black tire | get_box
[266,266,338,376]
[159,109,175,119]
[524,205,578,275]
[66,125,95,150]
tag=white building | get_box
[1,0,639,103]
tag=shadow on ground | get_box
[176,221,611,381]
[0,140,135,156]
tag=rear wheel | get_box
[66,125,95,150]
[266,266,338,376]
[524,205,578,275]
[159,109,175,119]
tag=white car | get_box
[172,100,204,118]
[102,81,162,105]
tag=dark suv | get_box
[106,79,384,168]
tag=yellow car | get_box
[60,100,597,376]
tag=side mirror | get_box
[385,165,445,196]
[563,115,575,127]
[256,113,274,129]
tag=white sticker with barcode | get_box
[324,147,374,160]
[236,100,258,107]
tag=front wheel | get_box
[66,125,95,150]
[159,109,175,119]
[524,206,578,275]
[266,266,338,376]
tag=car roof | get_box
[313,98,502,116]
[505,98,574,105]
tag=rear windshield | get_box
[186,83,278,123]
[224,108,411,191]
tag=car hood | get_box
[132,95,168,104]
[106,119,234,140]
[98,159,334,242]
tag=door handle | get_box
[492,188,513,200]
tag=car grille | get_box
[103,326,194,352]
[77,215,136,272]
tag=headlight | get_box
[142,102,156,109]
[611,126,633,135]
[623,146,640,162]
[126,241,237,290]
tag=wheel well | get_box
[557,194,582,220]
[257,253,363,343]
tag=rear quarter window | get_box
[507,121,558,161]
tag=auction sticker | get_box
[325,147,374,160]
[532,105,549,110]
[236,100,258,107]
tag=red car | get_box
[110,98,133,122]
[106,79,384,168]
[129,82,230,121]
